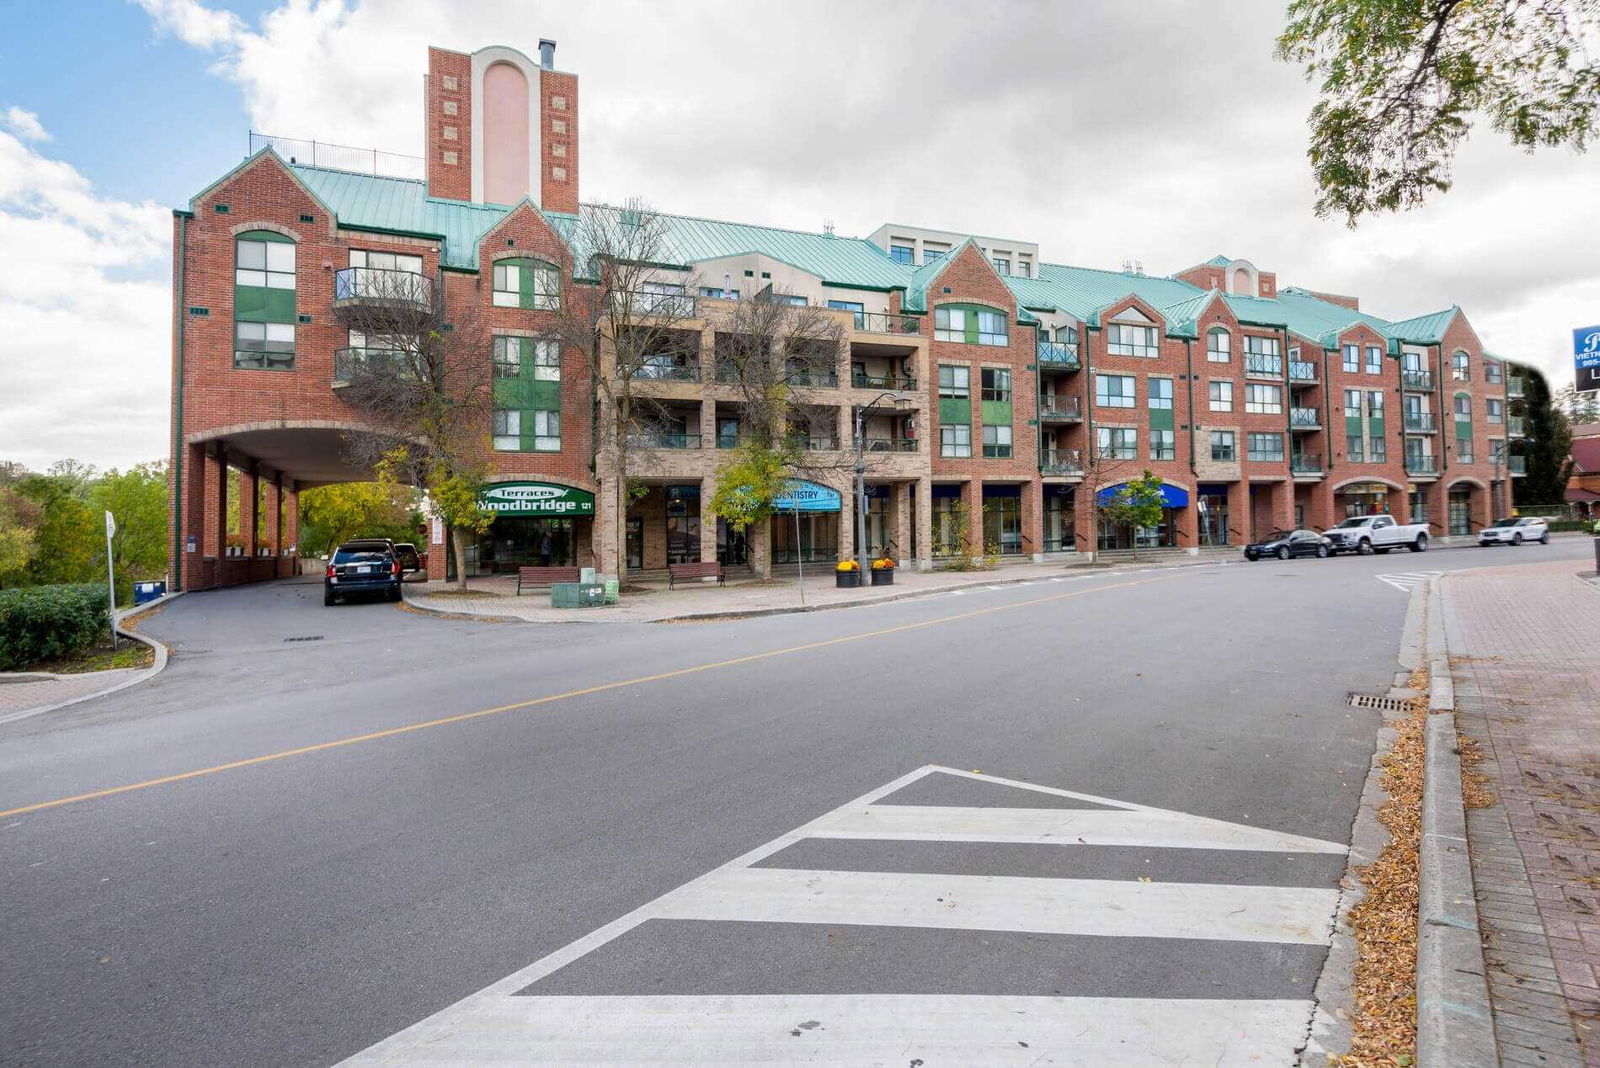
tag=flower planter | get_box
[870,568,895,586]
[835,570,861,588]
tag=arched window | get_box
[1452,350,1470,381]
[1206,327,1231,363]
[492,257,560,310]
[234,230,296,370]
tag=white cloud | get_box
[133,0,245,50]
[1,106,50,142]
[0,118,170,472]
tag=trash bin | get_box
[580,566,597,585]
[551,582,606,608]
[133,580,166,605]
[601,576,620,604]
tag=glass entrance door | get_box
[1198,493,1229,546]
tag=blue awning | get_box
[1096,482,1190,508]
[772,479,842,513]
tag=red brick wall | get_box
[426,48,472,201]
[539,69,579,214]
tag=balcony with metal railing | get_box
[1508,416,1526,437]
[332,347,415,386]
[628,430,702,450]
[1036,341,1081,370]
[1507,376,1526,398]
[860,437,919,453]
[1289,407,1320,429]
[1244,353,1283,379]
[1291,452,1324,477]
[850,311,923,337]
[851,371,918,392]
[1405,454,1439,476]
[632,361,700,383]
[332,268,434,323]
[1404,413,1438,433]
[1289,360,1319,384]
[1402,368,1434,391]
[790,435,839,452]
[785,368,838,388]
[1039,448,1085,476]
[619,291,698,319]
[1037,396,1083,423]
[1508,454,1527,475]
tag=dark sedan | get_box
[1243,529,1331,561]
[325,540,403,605]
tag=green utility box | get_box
[550,582,606,609]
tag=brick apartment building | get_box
[167,39,1530,590]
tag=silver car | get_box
[1478,516,1549,546]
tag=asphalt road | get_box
[1,539,1587,1065]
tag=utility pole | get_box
[103,511,118,650]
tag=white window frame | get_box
[976,310,1007,346]
[1206,328,1231,363]
[1209,380,1233,412]
[1245,383,1283,414]
[1247,432,1285,462]
[235,238,296,289]
[938,364,969,398]
[934,307,967,342]
[1149,428,1175,460]
[492,261,560,310]
[1097,426,1137,459]
[940,424,972,457]
[1107,322,1159,358]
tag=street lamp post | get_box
[853,391,903,570]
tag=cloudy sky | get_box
[2,0,1597,472]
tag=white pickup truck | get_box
[1323,514,1430,556]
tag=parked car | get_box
[325,540,402,605]
[392,542,423,574]
[1323,514,1429,555]
[1244,529,1331,561]
[1478,516,1549,546]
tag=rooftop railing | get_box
[250,131,425,179]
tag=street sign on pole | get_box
[1576,325,1600,392]
[103,511,118,650]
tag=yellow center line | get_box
[1,574,1170,820]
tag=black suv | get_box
[325,540,402,606]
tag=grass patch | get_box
[27,638,154,675]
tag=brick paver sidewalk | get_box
[1444,560,1600,1065]
[0,668,143,724]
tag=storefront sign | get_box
[1096,481,1190,508]
[480,481,595,516]
[772,479,842,512]
[1575,325,1600,392]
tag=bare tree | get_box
[332,268,496,589]
[546,200,702,577]
[708,291,871,579]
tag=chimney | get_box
[538,39,556,69]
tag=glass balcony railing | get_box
[1291,452,1323,475]
[621,291,697,318]
[332,346,415,384]
[851,311,922,336]
[1508,417,1526,437]
[628,431,701,450]
[1404,413,1437,433]
[1244,353,1283,378]
[1402,369,1434,391]
[786,369,838,388]
[1290,407,1320,428]
[1040,448,1085,475]
[851,372,918,391]
[1037,396,1083,421]
[632,362,700,382]
[790,436,838,451]
[1036,341,1081,369]
[332,267,434,310]
[1405,455,1439,475]
[1507,377,1526,398]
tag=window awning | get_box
[1096,482,1190,508]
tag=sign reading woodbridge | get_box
[480,481,595,516]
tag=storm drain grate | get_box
[1348,692,1411,712]
[283,635,325,643]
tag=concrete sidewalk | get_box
[402,552,1235,623]
[1443,560,1600,1066]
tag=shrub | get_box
[0,583,109,670]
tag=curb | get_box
[401,558,1237,626]
[1415,574,1497,1066]
[0,621,171,727]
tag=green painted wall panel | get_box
[1149,408,1174,432]
[1368,416,1385,435]
[980,400,1013,425]
[1345,415,1362,436]
[234,285,295,323]
[494,378,561,411]
[939,398,971,425]
[240,229,293,243]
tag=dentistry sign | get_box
[1576,326,1600,392]
[479,481,595,516]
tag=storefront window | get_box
[665,485,701,565]
[1198,491,1230,546]
[771,512,838,564]
[472,517,579,574]
[932,492,965,557]
[982,491,1023,555]
[865,490,891,557]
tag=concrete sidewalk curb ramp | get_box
[0,597,177,727]
[1416,574,1497,1067]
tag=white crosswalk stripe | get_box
[344,766,1348,1066]
[1377,570,1440,593]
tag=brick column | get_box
[699,475,718,564]
[281,481,299,564]
[837,476,856,562]
[915,477,933,571]
[1073,484,1097,557]
[1272,481,1296,533]
[1023,481,1045,561]
[1307,479,1336,532]
[182,442,208,590]
[893,482,912,565]
[1176,492,1201,552]
[1426,480,1450,538]
[964,480,984,557]
[262,474,282,568]
[238,463,259,558]
[1225,480,1250,546]
[205,448,226,563]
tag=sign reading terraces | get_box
[479,481,595,516]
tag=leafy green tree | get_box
[14,474,98,585]
[0,489,37,587]
[1512,366,1573,506]
[89,462,169,602]
[425,466,494,587]
[1100,469,1167,559]
[299,482,417,558]
[710,440,799,577]
[1278,0,1600,222]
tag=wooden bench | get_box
[516,566,582,594]
[667,561,725,589]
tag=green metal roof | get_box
[1010,262,1202,326]
[1161,290,1221,337]
[1202,254,1233,267]
[1383,306,1458,344]
[901,237,983,311]
[634,210,909,290]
